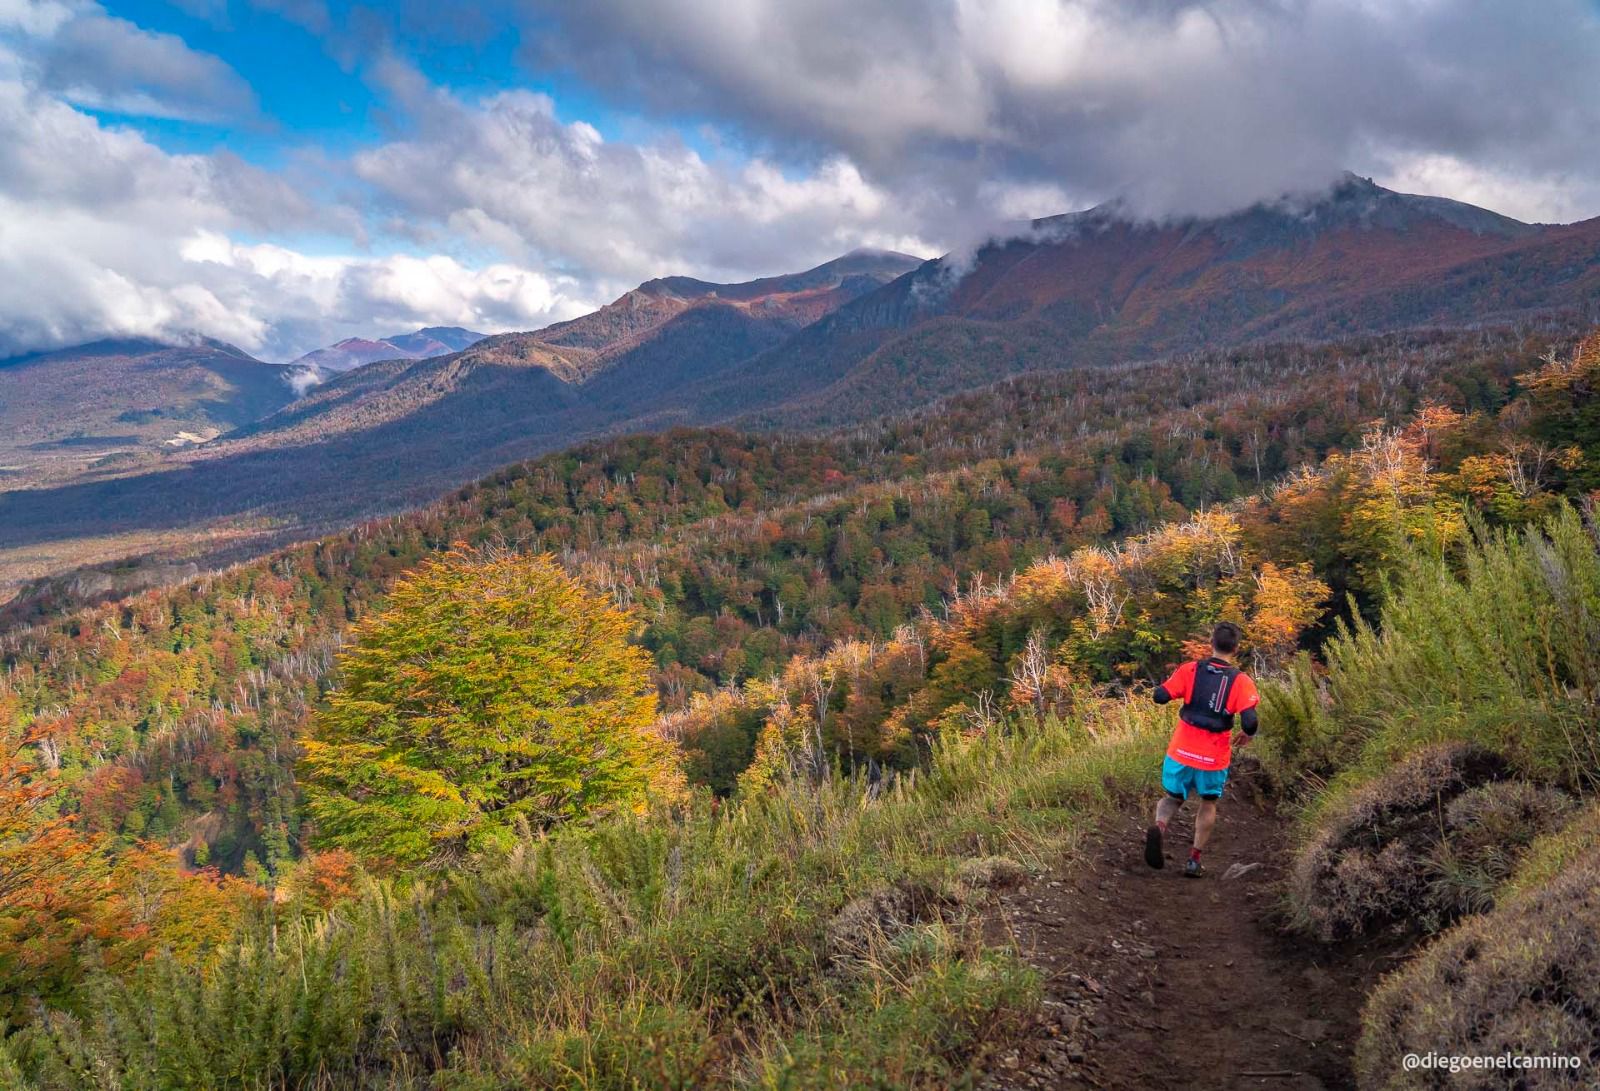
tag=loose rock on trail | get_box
[982,787,1393,1089]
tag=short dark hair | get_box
[1211,622,1241,655]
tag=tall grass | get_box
[3,704,1166,1090]
[1262,504,1600,802]
[1265,505,1600,944]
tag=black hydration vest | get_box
[1180,658,1240,733]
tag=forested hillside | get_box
[0,327,1545,871]
[4,325,1600,1088]
[0,340,297,490]
[720,175,1600,429]
[8,180,1598,603]
[0,251,919,593]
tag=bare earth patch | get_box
[980,778,1392,1089]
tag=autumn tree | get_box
[0,729,121,1021]
[1517,335,1600,491]
[1247,561,1330,668]
[109,844,263,962]
[301,547,681,871]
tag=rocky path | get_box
[983,786,1392,1089]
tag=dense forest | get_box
[0,328,1546,872]
[4,324,1600,1087]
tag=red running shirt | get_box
[1160,659,1259,771]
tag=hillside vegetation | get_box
[0,329,1546,871]
[0,340,297,490]
[9,178,1600,598]
[0,252,919,591]
[4,329,1600,1086]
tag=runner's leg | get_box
[1194,799,1218,850]
[1155,795,1182,828]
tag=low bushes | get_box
[1356,812,1600,1088]
[0,703,1165,1090]
[1287,744,1571,940]
[1426,780,1575,919]
[1268,508,1600,951]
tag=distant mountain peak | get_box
[290,326,487,375]
[1051,172,1535,242]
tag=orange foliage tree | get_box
[0,729,120,1021]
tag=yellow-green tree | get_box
[301,547,679,871]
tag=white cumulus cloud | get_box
[0,66,596,359]
[351,79,934,290]
[0,8,936,360]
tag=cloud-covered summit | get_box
[3,0,1600,361]
[519,0,1600,224]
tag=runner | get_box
[1143,622,1259,877]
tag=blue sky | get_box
[93,0,742,192]
[97,2,611,161]
[3,0,1600,361]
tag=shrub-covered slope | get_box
[6,330,1600,1087]
[0,330,1549,874]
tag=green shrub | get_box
[1268,506,1600,797]
[1254,651,1340,791]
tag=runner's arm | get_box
[1152,662,1194,705]
[1231,674,1261,735]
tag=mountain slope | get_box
[290,326,486,373]
[0,338,296,488]
[228,248,922,449]
[717,175,1600,426]
[6,178,1600,589]
[0,248,923,591]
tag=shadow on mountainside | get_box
[982,771,1398,1090]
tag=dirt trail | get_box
[983,778,1393,1089]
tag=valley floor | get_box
[984,778,1389,1090]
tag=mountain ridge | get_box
[290,325,486,373]
[707,175,1600,427]
[0,337,298,489]
[233,248,924,446]
[4,179,1599,591]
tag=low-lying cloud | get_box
[517,0,1600,223]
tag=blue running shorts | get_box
[1161,755,1228,800]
